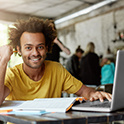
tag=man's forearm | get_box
[0,60,8,105]
[0,45,13,105]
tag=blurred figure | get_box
[66,46,84,79]
[100,47,115,67]
[46,37,71,62]
[45,21,71,62]
[100,48,115,85]
[79,42,101,86]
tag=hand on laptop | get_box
[76,85,112,102]
[89,91,112,102]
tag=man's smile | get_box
[29,56,42,62]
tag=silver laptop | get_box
[72,50,124,112]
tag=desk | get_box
[0,100,124,124]
[0,110,124,124]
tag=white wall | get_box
[57,3,124,61]
[75,12,114,56]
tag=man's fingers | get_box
[104,92,112,101]
[100,91,112,101]
[89,91,112,102]
[90,91,103,102]
[97,92,104,102]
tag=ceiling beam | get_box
[0,10,44,23]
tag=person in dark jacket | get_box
[66,46,84,79]
[79,42,101,86]
[46,37,71,62]
[45,21,71,62]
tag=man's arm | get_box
[75,85,112,102]
[0,45,13,105]
[54,37,71,55]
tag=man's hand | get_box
[0,45,13,105]
[0,45,13,63]
[76,85,112,102]
[88,90,112,102]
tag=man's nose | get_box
[32,48,39,55]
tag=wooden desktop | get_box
[0,108,124,124]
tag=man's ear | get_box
[17,46,21,56]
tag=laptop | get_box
[72,50,124,112]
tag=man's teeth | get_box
[32,58,40,61]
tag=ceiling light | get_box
[55,0,117,24]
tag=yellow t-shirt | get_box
[5,61,83,100]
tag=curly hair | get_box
[8,17,57,52]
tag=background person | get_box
[100,53,115,85]
[79,42,101,86]
[45,22,71,62]
[66,45,84,79]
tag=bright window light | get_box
[0,23,7,31]
[55,0,117,24]
[0,23,8,46]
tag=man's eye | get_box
[38,46,43,49]
[26,47,31,50]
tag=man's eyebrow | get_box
[37,43,45,46]
[24,44,32,46]
[24,43,45,46]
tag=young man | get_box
[0,17,111,105]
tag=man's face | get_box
[17,32,47,69]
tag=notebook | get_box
[72,50,124,112]
[12,97,86,112]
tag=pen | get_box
[14,110,46,112]
[7,110,50,115]
[13,51,18,53]
[14,109,45,111]
[0,109,13,113]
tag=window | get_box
[0,23,23,67]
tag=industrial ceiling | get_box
[0,0,117,21]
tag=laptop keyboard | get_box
[90,101,111,107]
[82,99,111,108]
